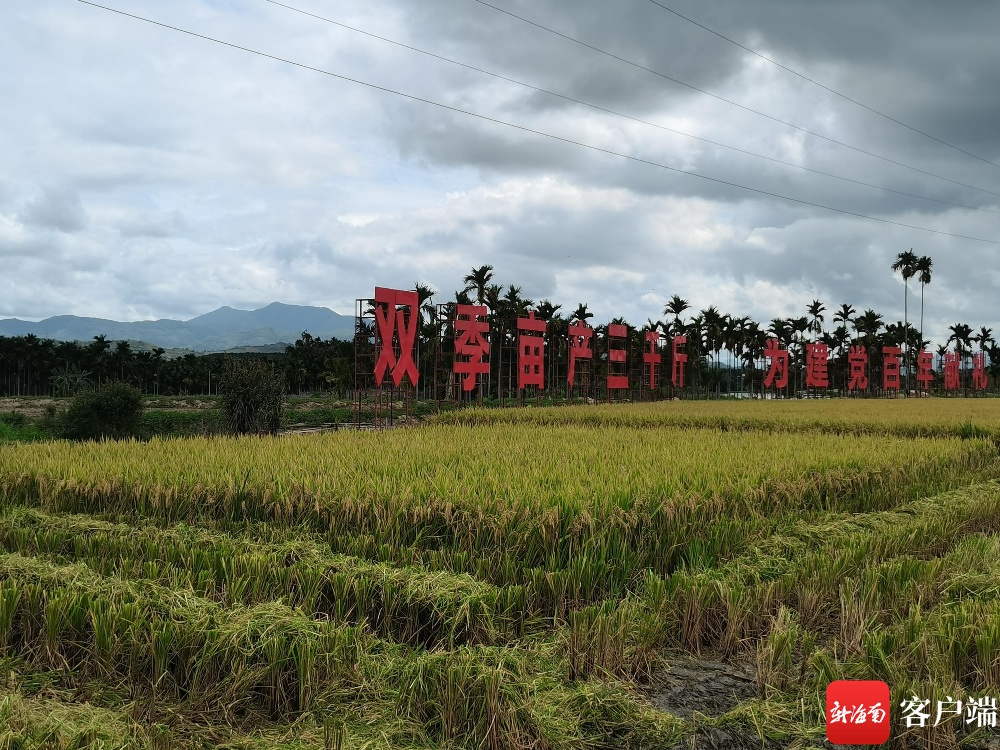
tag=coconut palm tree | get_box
[807,300,826,337]
[948,323,975,391]
[891,250,918,393]
[663,295,690,329]
[462,265,495,305]
[914,256,932,357]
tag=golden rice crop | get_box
[0,425,992,607]
[435,398,1000,438]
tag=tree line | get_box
[0,333,353,398]
[3,252,997,398]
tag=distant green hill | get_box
[0,303,354,351]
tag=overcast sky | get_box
[3,0,1000,345]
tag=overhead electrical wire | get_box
[73,0,1000,245]
[641,0,1000,171]
[464,0,1000,198]
[263,0,1000,213]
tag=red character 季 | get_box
[916,350,934,391]
[607,324,628,390]
[517,312,546,390]
[763,339,789,389]
[848,346,869,390]
[671,335,688,389]
[882,347,901,392]
[453,304,490,392]
[374,287,419,387]
[805,342,829,389]
[944,352,960,391]
[644,330,662,390]
[973,353,988,391]
[567,320,594,385]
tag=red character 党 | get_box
[848,346,869,391]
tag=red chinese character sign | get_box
[374,287,419,387]
[973,353,988,391]
[882,347,901,393]
[453,305,490,392]
[848,346,868,391]
[805,343,829,389]
[517,312,546,390]
[944,352,960,391]
[567,321,594,388]
[916,350,934,391]
[607,324,628,391]
[763,339,788,389]
[671,336,687,389]
[644,330,662,391]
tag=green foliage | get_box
[219,358,286,435]
[61,381,143,442]
[0,412,27,428]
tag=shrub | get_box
[61,381,143,441]
[0,411,27,428]
[219,358,286,435]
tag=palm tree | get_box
[571,303,593,324]
[914,256,932,357]
[977,326,995,353]
[663,295,690,329]
[462,265,495,305]
[948,323,975,391]
[807,300,826,337]
[413,282,437,397]
[891,250,918,393]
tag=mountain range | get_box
[0,303,355,352]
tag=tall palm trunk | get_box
[919,283,925,357]
[903,282,909,395]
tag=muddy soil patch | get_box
[648,658,757,719]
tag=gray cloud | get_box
[2,0,1000,347]
[18,188,89,233]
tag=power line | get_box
[465,0,1000,198]
[642,0,1000,171]
[73,0,1000,245]
[264,0,1000,212]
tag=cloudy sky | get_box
[3,0,1000,345]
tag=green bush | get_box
[219,358,285,435]
[61,381,143,441]
[0,411,27,428]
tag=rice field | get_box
[1,401,1000,748]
